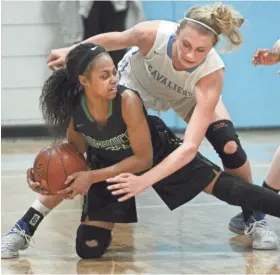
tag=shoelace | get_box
[3,223,34,250]
[246,219,276,238]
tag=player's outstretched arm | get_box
[47,21,159,70]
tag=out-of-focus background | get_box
[2,1,280,137]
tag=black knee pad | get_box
[212,172,280,218]
[205,120,247,169]
[76,224,112,259]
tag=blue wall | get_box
[143,1,280,130]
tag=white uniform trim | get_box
[118,21,225,120]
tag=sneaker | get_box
[228,212,245,235]
[245,219,278,250]
[1,220,32,259]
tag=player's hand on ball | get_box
[26,168,49,195]
[57,171,92,199]
[107,173,149,202]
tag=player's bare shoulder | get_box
[120,88,143,111]
[120,88,146,126]
[133,21,161,56]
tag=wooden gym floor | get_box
[1,130,280,274]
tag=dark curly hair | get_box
[40,43,108,137]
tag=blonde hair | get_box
[179,2,245,51]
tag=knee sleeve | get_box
[212,172,280,218]
[76,224,112,259]
[206,120,247,169]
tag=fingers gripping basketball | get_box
[33,143,87,195]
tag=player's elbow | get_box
[138,153,153,171]
[181,142,198,160]
[132,22,153,47]
[145,156,153,170]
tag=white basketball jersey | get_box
[118,20,225,120]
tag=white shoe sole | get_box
[1,251,19,259]
[253,242,278,250]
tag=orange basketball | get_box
[33,143,87,195]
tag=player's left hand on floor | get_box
[57,171,92,199]
[107,173,149,202]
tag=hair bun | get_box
[212,3,244,30]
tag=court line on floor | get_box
[1,202,226,215]
[0,163,271,179]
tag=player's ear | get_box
[78,75,87,87]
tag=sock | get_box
[21,199,51,236]
[241,207,254,222]
[263,181,279,193]
[249,181,280,223]
[248,211,265,225]
[212,172,280,220]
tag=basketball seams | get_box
[33,148,50,192]
[46,148,53,194]
[33,143,87,195]
[62,145,87,171]
[63,145,86,169]
[55,147,68,193]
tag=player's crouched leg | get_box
[76,224,112,259]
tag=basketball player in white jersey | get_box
[47,3,279,248]
[46,2,278,248]
[108,38,280,249]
